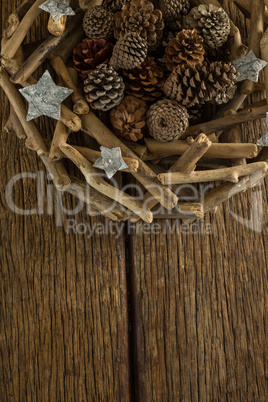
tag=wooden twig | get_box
[152,203,204,220]
[181,104,268,138]
[121,139,148,160]
[72,145,139,173]
[260,28,268,103]
[4,0,36,38]
[158,162,268,185]
[81,112,178,210]
[50,55,89,115]
[1,0,44,60]
[49,122,71,161]
[51,25,85,63]
[60,143,154,223]
[4,106,26,140]
[215,89,248,119]
[233,0,268,24]
[240,0,265,95]
[225,110,247,166]
[48,15,67,37]
[144,138,258,159]
[10,10,84,85]
[40,154,71,189]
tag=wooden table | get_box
[0,1,268,400]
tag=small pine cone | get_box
[183,4,230,49]
[206,61,238,105]
[110,95,148,141]
[83,6,114,39]
[147,99,189,142]
[84,64,125,111]
[114,0,165,47]
[163,29,205,71]
[102,0,130,12]
[73,39,114,80]
[110,32,148,70]
[122,57,165,101]
[159,0,190,23]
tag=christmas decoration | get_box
[159,0,190,23]
[83,6,114,39]
[233,50,268,83]
[93,146,128,179]
[147,99,189,142]
[183,4,230,49]
[39,0,75,22]
[102,0,129,12]
[114,0,165,47]
[19,70,73,121]
[163,29,205,71]
[207,61,238,105]
[110,95,148,141]
[122,57,165,101]
[73,38,114,80]
[84,64,125,111]
[110,32,148,70]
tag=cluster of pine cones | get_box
[73,0,238,142]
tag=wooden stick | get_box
[233,0,268,24]
[50,55,89,115]
[181,104,268,138]
[1,0,44,60]
[225,110,247,166]
[152,203,204,220]
[72,145,139,173]
[260,28,268,103]
[4,106,26,140]
[60,144,154,223]
[49,122,71,161]
[215,89,248,119]
[51,25,85,63]
[4,0,36,38]
[81,112,178,210]
[158,162,268,185]
[240,0,265,95]
[40,154,71,189]
[121,139,148,160]
[48,15,67,37]
[10,10,83,85]
[145,138,258,159]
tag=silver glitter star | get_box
[19,70,73,121]
[233,50,268,83]
[40,0,75,22]
[93,146,128,179]
[257,112,268,146]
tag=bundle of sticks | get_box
[0,0,268,223]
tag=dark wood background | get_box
[0,1,268,400]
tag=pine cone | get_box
[122,57,165,101]
[163,29,205,71]
[147,99,189,142]
[159,0,190,23]
[102,0,130,12]
[183,4,230,49]
[83,6,114,39]
[84,64,125,111]
[73,39,114,80]
[110,95,148,141]
[110,32,148,70]
[206,61,238,104]
[114,0,165,47]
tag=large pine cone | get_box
[123,57,165,101]
[83,6,114,39]
[183,4,230,49]
[147,99,189,142]
[73,39,114,80]
[110,32,148,70]
[114,0,165,47]
[84,64,125,111]
[159,0,190,23]
[102,0,129,12]
[164,29,205,71]
[164,61,238,108]
[110,95,148,141]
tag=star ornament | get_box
[19,70,73,121]
[40,0,75,22]
[93,147,128,179]
[257,112,268,147]
[233,50,268,83]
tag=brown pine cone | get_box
[110,95,148,141]
[183,4,230,49]
[206,61,238,104]
[102,0,130,12]
[147,99,189,142]
[159,0,190,23]
[163,29,205,71]
[73,39,114,80]
[83,6,114,39]
[84,64,125,111]
[122,57,165,101]
[114,0,165,47]
[110,32,148,70]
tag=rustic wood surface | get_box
[0,1,268,401]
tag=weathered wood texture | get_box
[129,1,268,401]
[0,1,130,400]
